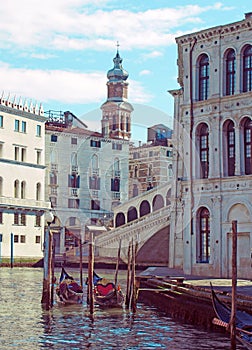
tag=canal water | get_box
[0,267,244,349]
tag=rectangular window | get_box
[0,233,2,242]
[90,140,101,148]
[14,235,19,243]
[71,137,77,145]
[50,172,57,185]
[21,121,26,133]
[112,142,122,150]
[20,235,26,243]
[21,214,26,226]
[14,119,20,132]
[36,125,41,137]
[0,212,3,224]
[111,178,120,192]
[15,146,19,161]
[21,148,26,162]
[89,176,100,190]
[35,215,41,227]
[51,135,57,142]
[91,200,100,210]
[68,199,79,209]
[68,174,80,188]
[69,217,76,226]
[50,196,57,208]
[35,236,41,244]
[36,150,41,165]
[0,115,3,128]
[14,213,19,225]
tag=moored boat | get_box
[88,271,124,308]
[56,267,83,305]
[211,283,252,349]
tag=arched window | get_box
[120,115,124,131]
[225,49,236,96]
[197,207,210,263]
[134,166,138,178]
[223,120,235,176]
[197,123,209,179]
[242,45,252,92]
[21,181,26,199]
[36,183,41,201]
[14,180,19,198]
[198,54,209,101]
[244,118,252,174]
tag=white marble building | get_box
[169,13,252,279]
[0,96,50,259]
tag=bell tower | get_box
[101,44,133,139]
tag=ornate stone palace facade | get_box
[169,13,252,278]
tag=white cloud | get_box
[139,70,151,76]
[0,2,232,52]
[0,62,152,106]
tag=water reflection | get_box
[0,267,243,349]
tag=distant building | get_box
[169,13,252,279]
[129,126,173,198]
[45,49,133,254]
[0,95,50,259]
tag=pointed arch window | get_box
[223,120,235,176]
[197,207,210,263]
[21,181,26,199]
[243,45,252,92]
[197,123,209,179]
[198,54,209,101]
[225,49,236,96]
[14,180,19,198]
[244,118,252,174]
[36,183,41,201]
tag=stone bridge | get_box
[95,182,172,264]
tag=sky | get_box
[0,1,251,142]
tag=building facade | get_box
[0,96,50,259]
[129,126,173,198]
[45,50,133,254]
[169,13,252,278]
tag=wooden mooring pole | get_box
[41,225,53,310]
[79,236,83,288]
[230,220,237,350]
[88,232,94,314]
[125,242,131,309]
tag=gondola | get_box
[87,271,124,308]
[56,267,83,305]
[211,283,252,349]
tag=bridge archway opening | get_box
[115,212,125,227]
[140,200,151,217]
[153,194,164,211]
[127,206,138,222]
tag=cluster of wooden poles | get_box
[41,225,139,315]
[87,234,139,314]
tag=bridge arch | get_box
[115,212,125,227]
[153,194,164,211]
[127,206,138,222]
[140,200,151,217]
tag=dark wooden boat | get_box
[89,271,124,308]
[56,267,83,305]
[211,283,252,349]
